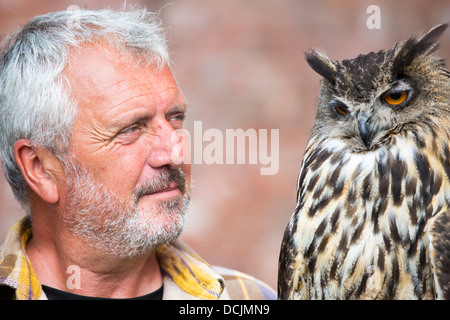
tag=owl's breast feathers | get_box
[279,121,450,299]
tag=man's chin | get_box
[118,215,186,258]
[121,194,190,256]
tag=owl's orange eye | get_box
[335,105,347,115]
[383,91,408,106]
[330,99,348,116]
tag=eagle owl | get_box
[278,24,450,300]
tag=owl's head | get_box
[307,24,449,152]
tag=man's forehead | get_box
[67,45,122,91]
[65,44,182,114]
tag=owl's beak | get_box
[358,113,371,149]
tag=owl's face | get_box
[307,24,448,153]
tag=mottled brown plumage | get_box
[278,24,450,299]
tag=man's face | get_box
[60,45,191,256]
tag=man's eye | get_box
[170,113,185,122]
[168,113,186,128]
[119,124,140,135]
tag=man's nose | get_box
[146,120,180,169]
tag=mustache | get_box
[134,168,186,200]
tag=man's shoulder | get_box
[213,266,277,300]
[158,240,276,300]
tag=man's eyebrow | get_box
[108,112,151,131]
[110,104,188,129]
[168,104,188,114]
[165,104,188,119]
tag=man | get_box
[0,8,275,300]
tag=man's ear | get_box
[13,139,61,204]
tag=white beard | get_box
[61,155,189,258]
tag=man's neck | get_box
[25,226,163,299]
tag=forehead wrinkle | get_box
[67,44,152,104]
[102,92,153,119]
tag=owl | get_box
[278,24,450,300]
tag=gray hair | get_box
[0,8,170,210]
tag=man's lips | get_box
[142,182,180,196]
[134,169,186,200]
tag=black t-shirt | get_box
[42,285,163,300]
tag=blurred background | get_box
[0,0,449,290]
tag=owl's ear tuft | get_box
[305,49,337,85]
[393,23,448,77]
